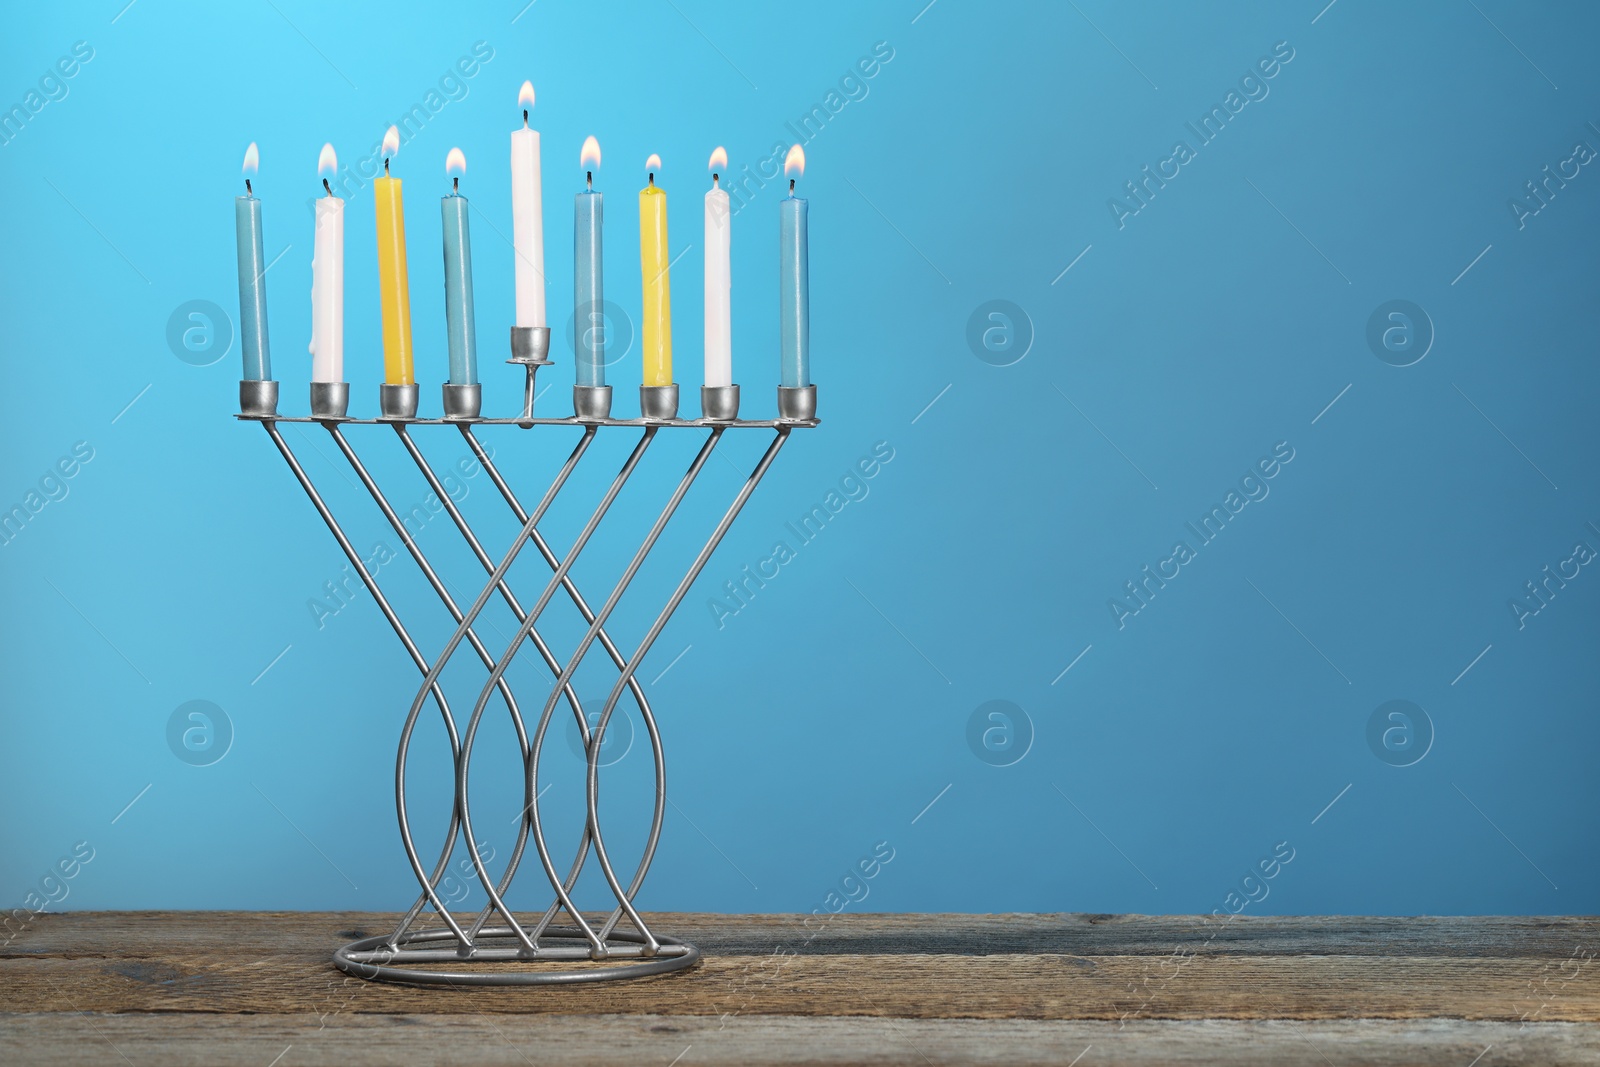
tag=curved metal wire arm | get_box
[248,406,810,986]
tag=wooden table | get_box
[4,912,1597,1064]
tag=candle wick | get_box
[453,175,459,194]
[384,158,390,176]
[322,178,332,197]
[789,178,795,193]
[648,172,655,187]
[523,109,528,126]
[712,173,719,186]
[245,177,252,196]
[586,170,592,189]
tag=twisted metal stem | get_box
[326,425,541,949]
[262,423,469,943]
[458,426,658,939]
[448,428,659,953]
[256,414,804,984]
[588,427,790,941]
[381,424,598,948]
[514,428,725,949]
[389,425,592,940]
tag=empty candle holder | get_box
[239,355,816,987]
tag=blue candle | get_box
[779,145,809,389]
[575,136,604,387]
[234,143,271,381]
[441,148,477,386]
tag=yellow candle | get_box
[639,160,672,387]
[374,128,415,385]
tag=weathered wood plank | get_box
[2,1013,1595,1067]
[4,952,1597,1020]
[7,911,1597,960]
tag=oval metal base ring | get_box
[333,925,701,986]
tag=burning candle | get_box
[310,143,344,384]
[779,144,809,389]
[575,135,604,387]
[510,81,546,329]
[639,154,672,388]
[704,146,731,389]
[234,142,271,381]
[374,125,415,385]
[441,148,477,386]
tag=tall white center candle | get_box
[703,146,731,388]
[310,143,345,383]
[510,80,546,328]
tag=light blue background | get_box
[2,0,1596,919]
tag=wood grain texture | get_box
[4,912,1597,1065]
[3,1015,1598,1067]
[8,911,1597,959]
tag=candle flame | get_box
[242,142,259,176]
[318,143,338,178]
[518,80,535,110]
[445,147,467,177]
[645,152,662,173]
[784,144,805,180]
[382,125,400,159]
[708,146,727,173]
[580,135,601,170]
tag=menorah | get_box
[237,334,816,986]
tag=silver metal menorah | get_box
[238,326,817,986]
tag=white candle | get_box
[310,143,344,383]
[703,146,731,388]
[510,80,546,328]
